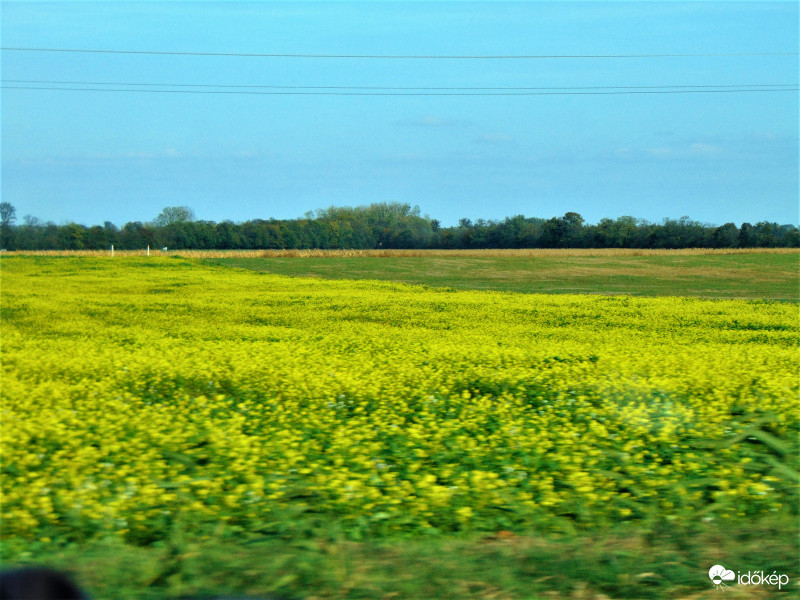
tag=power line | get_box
[4,79,797,92]
[3,84,796,96]
[2,46,798,59]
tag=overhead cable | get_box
[4,79,797,92]
[2,46,798,59]
[3,84,796,96]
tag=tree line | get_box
[0,201,797,251]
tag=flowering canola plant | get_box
[1,257,798,547]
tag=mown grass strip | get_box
[207,251,800,300]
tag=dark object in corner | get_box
[0,567,299,600]
[0,567,88,600]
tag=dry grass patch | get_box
[4,248,798,258]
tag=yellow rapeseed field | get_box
[1,256,797,548]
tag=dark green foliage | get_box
[1,202,798,250]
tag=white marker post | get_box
[147,245,150,257]
[111,245,114,257]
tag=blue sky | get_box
[2,1,798,227]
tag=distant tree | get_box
[600,216,639,248]
[470,219,493,247]
[653,217,691,249]
[58,223,86,250]
[781,225,800,247]
[753,221,779,247]
[539,217,562,248]
[738,223,755,247]
[102,221,119,247]
[157,221,197,249]
[362,202,412,229]
[1,202,17,227]
[5,202,796,251]
[560,212,585,247]
[240,221,269,249]
[0,202,17,249]
[711,223,740,248]
[24,215,41,228]
[154,206,195,227]
[215,220,243,249]
[538,212,585,248]
[389,228,414,248]
[84,225,110,249]
[15,216,42,250]
[496,215,527,248]
[119,222,156,249]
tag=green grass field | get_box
[205,251,800,301]
[21,518,796,600]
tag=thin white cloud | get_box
[616,141,728,160]
[474,133,517,146]
[688,142,723,157]
[395,115,472,128]
[646,147,673,158]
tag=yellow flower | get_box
[456,507,473,520]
